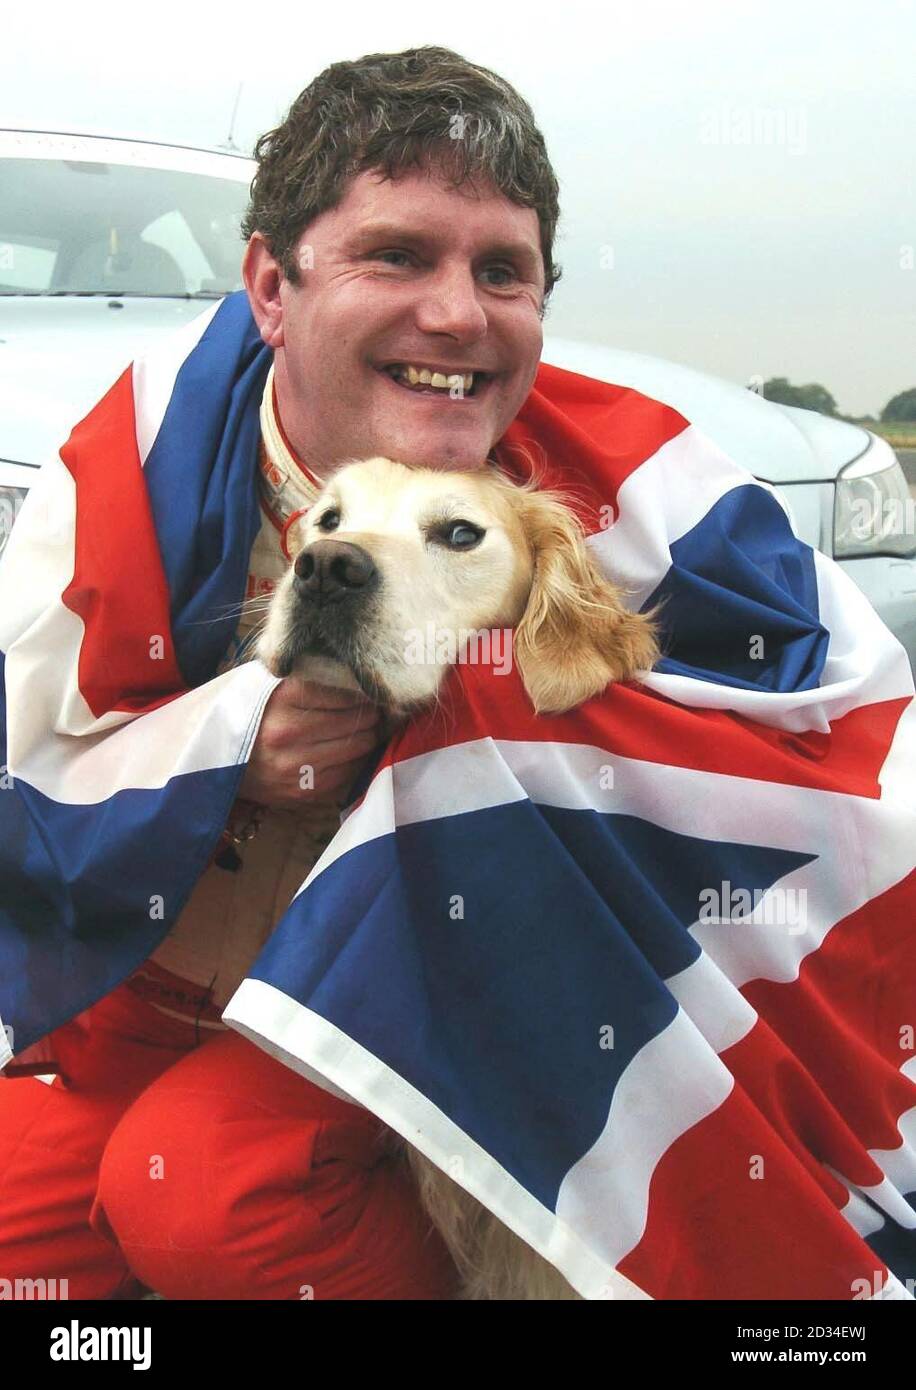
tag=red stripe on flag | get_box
[618,1081,894,1299]
[614,880,916,1299]
[741,867,916,1154]
[385,656,911,800]
[495,363,690,529]
[58,367,187,718]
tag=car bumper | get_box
[836,554,916,677]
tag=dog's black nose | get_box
[294,540,377,601]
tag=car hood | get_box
[541,337,871,483]
[0,297,216,466]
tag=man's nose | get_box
[294,540,378,602]
[413,262,488,340]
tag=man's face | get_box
[243,163,546,478]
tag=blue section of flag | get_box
[141,292,271,689]
[643,485,828,691]
[0,654,245,1056]
[248,803,814,1208]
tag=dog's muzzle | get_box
[293,540,378,603]
[274,538,383,687]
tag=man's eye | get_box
[317,509,341,531]
[482,265,517,287]
[373,251,515,285]
[435,520,485,549]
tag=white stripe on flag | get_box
[837,1181,893,1240]
[879,694,916,812]
[7,658,279,802]
[289,736,916,993]
[133,299,223,465]
[555,1009,734,1266]
[865,1105,916,1222]
[666,951,758,1054]
[868,1274,914,1299]
[587,423,759,608]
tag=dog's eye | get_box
[317,509,341,532]
[435,520,485,550]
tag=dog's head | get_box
[257,456,660,717]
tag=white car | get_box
[2,128,914,672]
[0,127,255,536]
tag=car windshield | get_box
[0,155,251,296]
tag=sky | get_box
[3,0,914,417]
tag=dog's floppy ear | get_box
[512,487,661,715]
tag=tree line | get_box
[754,379,916,423]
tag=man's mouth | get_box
[375,363,494,403]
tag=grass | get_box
[846,419,916,449]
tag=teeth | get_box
[393,364,477,392]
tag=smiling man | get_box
[237,50,561,815]
[243,163,547,477]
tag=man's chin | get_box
[376,425,498,473]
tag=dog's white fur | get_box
[257,455,661,1299]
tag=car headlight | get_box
[0,485,29,561]
[833,441,916,559]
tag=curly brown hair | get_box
[240,45,562,317]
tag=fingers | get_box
[280,677,376,712]
[240,675,387,810]
[261,710,381,763]
[254,745,379,809]
[306,722,381,768]
[267,678,380,740]
[318,754,379,799]
[245,723,384,809]
[301,702,382,746]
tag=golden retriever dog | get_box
[257,455,660,1300]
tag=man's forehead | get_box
[316,165,542,261]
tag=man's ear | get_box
[512,487,661,715]
[243,232,285,350]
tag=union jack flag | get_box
[2,291,915,1300]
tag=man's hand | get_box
[238,678,383,809]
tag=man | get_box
[237,58,553,811]
[0,44,567,1300]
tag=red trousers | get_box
[0,979,459,1300]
